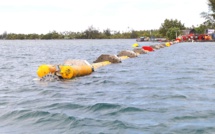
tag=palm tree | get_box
[208,0,215,18]
[201,0,215,28]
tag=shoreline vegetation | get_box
[0,19,209,40]
[0,26,162,40]
[1,0,215,40]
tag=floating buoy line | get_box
[36,41,179,81]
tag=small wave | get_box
[172,112,215,121]
[1,110,26,119]
[168,125,215,134]
[16,111,51,120]
[104,119,136,130]
[173,115,198,121]
[118,69,129,73]
[151,94,188,101]
[111,120,130,129]
[0,102,8,106]
[69,118,137,133]
[0,109,77,127]
[169,94,187,99]
[161,94,188,100]
[58,117,138,134]
[87,103,121,112]
[38,90,54,95]
[0,110,51,121]
[100,79,116,84]
[118,107,143,112]
[21,53,33,56]
[42,102,84,110]
[34,112,76,125]
[79,78,117,86]
[107,106,144,116]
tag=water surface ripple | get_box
[0,40,215,134]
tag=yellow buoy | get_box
[165,42,170,47]
[132,43,139,47]
[37,64,93,79]
[119,56,129,60]
[37,64,56,78]
[91,61,111,70]
[61,60,93,78]
[60,65,74,79]
[77,65,93,76]
[59,65,93,79]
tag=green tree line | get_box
[0,27,162,40]
[0,22,211,40]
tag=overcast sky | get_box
[0,0,209,34]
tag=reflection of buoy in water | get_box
[132,43,139,47]
[142,46,154,52]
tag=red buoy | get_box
[142,46,154,52]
